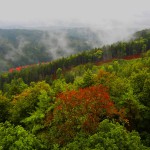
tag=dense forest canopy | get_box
[0,28,150,149]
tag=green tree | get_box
[64,119,148,150]
[64,72,75,83]
[82,69,94,88]
[56,68,63,79]
[21,90,55,133]
[130,69,149,103]
[0,121,45,150]
[0,91,11,122]
[4,78,28,98]
[10,81,52,124]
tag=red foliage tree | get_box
[51,85,126,144]
[16,66,22,72]
[9,68,15,73]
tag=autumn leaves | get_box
[45,85,127,144]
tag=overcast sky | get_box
[0,0,150,29]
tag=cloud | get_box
[4,36,29,61]
[41,31,74,59]
[0,0,150,69]
[0,0,150,28]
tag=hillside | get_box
[0,51,150,149]
[0,28,100,72]
[0,29,150,149]
[0,28,148,73]
[0,29,150,88]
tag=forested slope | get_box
[0,50,150,149]
[0,29,150,90]
[0,28,100,72]
[0,29,150,149]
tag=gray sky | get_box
[0,0,150,29]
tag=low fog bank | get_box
[0,23,149,71]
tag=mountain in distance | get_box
[0,27,101,72]
[0,26,147,73]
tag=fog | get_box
[4,36,29,61]
[0,0,150,44]
[0,0,150,69]
[0,0,150,29]
[41,31,74,59]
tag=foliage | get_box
[21,90,54,133]
[82,69,94,88]
[0,28,100,73]
[63,119,148,150]
[49,85,126,145]
[0,29,150,148]
[0,121,45,150]
[0,91,11,122]
[4,78,28,98]
[9,81,53,124]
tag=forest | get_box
[0,28,99,72]
[0,29,150,149]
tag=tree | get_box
[56,68,63,79]
[0,91,11,122]
[64,72,75,83]
[21,90,55,133]
[10,81,52,124]
[130,69,149,103]
[64,119,148,150]
[4,78,28,98]
[49,85,125,145]
[0,121,45,150]
[82,69,94,88]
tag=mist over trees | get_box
[0,28,150,149]
[0,27,141,73]
[0,28,102,72]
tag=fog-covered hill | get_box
[0,27,149,73]
[0,28,100,72]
